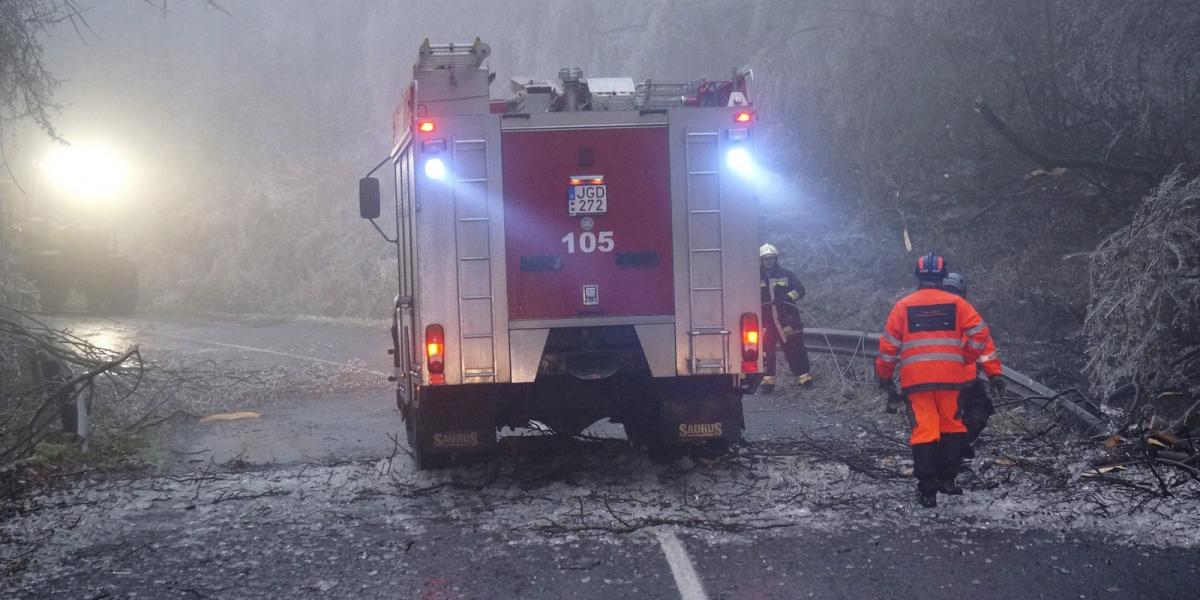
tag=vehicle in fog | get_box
[359,39,760,468]
[18,215,137,315]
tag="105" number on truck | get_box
[561,231,614,253]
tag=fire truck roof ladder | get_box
[635,79,694,109]
[417,38,491,71]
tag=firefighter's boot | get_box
[912,442,940,508]
[760,376,776,394]
[939,475,963,495]
[916,486,938,508]
[937,433,968,495]
[938,475,963,495]
[796,373,813,387]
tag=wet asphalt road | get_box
[5,314,1199,600]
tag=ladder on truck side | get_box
[452,138,496,383]
[413,38,497,384]
[684,128,730,374]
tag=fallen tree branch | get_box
[0,346,140,467]
[210,487,290,505]
[1143,451,1172,497]
[974,98,1158,178]
[1153,458,1200,483]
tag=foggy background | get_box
[21,0,828,318]
[9,0,1199,386]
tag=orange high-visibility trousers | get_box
[907,389,967,445]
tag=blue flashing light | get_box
[726,146,754,176]
[424,157,447,180]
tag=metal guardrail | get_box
[33,351,90,448]
[801,327,1104,432]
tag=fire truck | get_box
[358,39,761,468]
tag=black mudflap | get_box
[411,385,498,468]
[655,377,746,445]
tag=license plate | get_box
[568,184,608,216]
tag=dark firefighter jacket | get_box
[875,287,1000,393]
[761,265,805,341]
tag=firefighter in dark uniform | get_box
[759,243,812,393]
[943,272,997,458]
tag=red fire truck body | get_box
[502,126,675,320]
[359,40,762,468]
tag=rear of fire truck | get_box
[358,39,761,468]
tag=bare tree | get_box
[0,0,85,143]
[0,1,90,308]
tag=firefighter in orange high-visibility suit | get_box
[876,254,1003,508]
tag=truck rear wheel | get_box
[647,439,688,463]
[621,412,688,463]
[414,442,454,470]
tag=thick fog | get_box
[12,0,1199,335]
[19,1,808,317]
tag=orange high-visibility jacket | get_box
[875,287,1000,393]
[964,332,1002,380]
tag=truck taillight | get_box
[741,313,760,371]
[417,119,436,133]
[734,110,753,123]
[425,324,445,383]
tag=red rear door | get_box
[502,126,674,321]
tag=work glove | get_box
[988,376,1007,397]
[878,378,901,413]
[885,389,903,414]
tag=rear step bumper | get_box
[410,375,745,457]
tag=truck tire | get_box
[621,414,686,463]
[647,439,687,463]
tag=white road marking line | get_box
[147,331,390,377]
[657,530,710,600]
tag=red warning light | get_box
[417,120,436,133]
[734,111,753,124]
